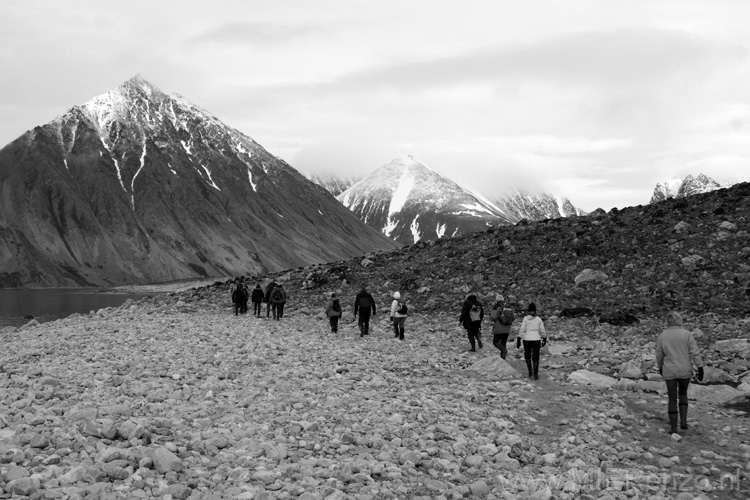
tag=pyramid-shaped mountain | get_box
[337,156,513,244]
[0,76,398,287]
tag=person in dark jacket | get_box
[353,286,376,337]
[231,279,246,316]
[489,294,513,359]
[264,280,277,318]
[251,284,264,317]
[270,284,287,320]
[656,311,704,434]
[239,277,249,314]
[459,293,484,351]
[325,293,343,332]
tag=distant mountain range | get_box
[650,173,728,204]
[334,156,586,245]
[0,76,397,287]
[307,174,360,197]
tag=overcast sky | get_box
[1,0,748,211]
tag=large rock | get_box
[618,360,644,380]
[547,343,576,355]
[688,384,746,404]
[151,447,183,473]
[464,356,522,381]
[712,339,750,354]
[567,370,617,388]
[574,269,608,286]
[702,367,738,385]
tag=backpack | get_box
[332,300,341,312]
[499,308,514,325]
[272,288,284,302]
[469,304,482,322]
[397,301,408,315]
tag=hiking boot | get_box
[679,405,688,430]
[668,412,679,434]
[477,338,483,348]
[399,335,404,340]
[470,346,476,352]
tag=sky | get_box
[1,0,748,211]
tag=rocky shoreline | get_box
[1,282,749,500]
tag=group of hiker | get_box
[231,277,287,320]
[231,278,704,433]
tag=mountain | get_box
[337,156,514,244]
[0,76,398,288]
[649,173,724,203]
[307,173,360,196]
[491,190,587,223]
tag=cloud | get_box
[185,22,321,48]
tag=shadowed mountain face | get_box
[0,76,398,287]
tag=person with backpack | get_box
[459,293,484,352]
[516,302,547,380]
[656,311,704,434]
[264,280,277,318]
[251,284,264,317]
[353,285,376,337]
[325,293,343,332]
[271,284,287,320]
[231,279,245,316]
[490,294,514,359]
[239,277,249,314]
[390,291,408,340]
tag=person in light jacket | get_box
[656,311,704,434]
[390,291,407,340]
[516,302,546,380]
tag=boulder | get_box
[712,339,750,353]
[567,370,617,388]
[618,361,644,380]
[464,356,522,381]
[547,343,576,355]
[151,447,183,473]
[701,367,738,385]
[574,269,608,286]
[689,384,746,404]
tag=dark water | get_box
[0,289,156,327]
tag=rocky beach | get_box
[2,182,750,500]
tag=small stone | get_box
[151,447,182,473]
[5,477,39,496]
[169,484,192,500]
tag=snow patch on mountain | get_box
[649,173,728,204]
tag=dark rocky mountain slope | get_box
[243,181,750,320]
[0,76,398,288]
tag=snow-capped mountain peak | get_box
[650,173,726,204]
[338,156,512,244]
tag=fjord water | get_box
[0,289,155,327]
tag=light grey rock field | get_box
[1,290,749,500]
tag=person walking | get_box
[325,293,343,332]
[251,284,264,317]
[231,279,245,316]
[459,293,484,352]
[490,294,514,359]
[264,280,277,318]
[390,291,408,340]
[656,311,704,434]
[516,302,547,380]
[239,277,249,314]
[270,284,287,320]
[353,286,376,337]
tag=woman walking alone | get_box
[390,291,408,340]
[516,302,546,379]
[325,293,343,333]
[656,311,704,434]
